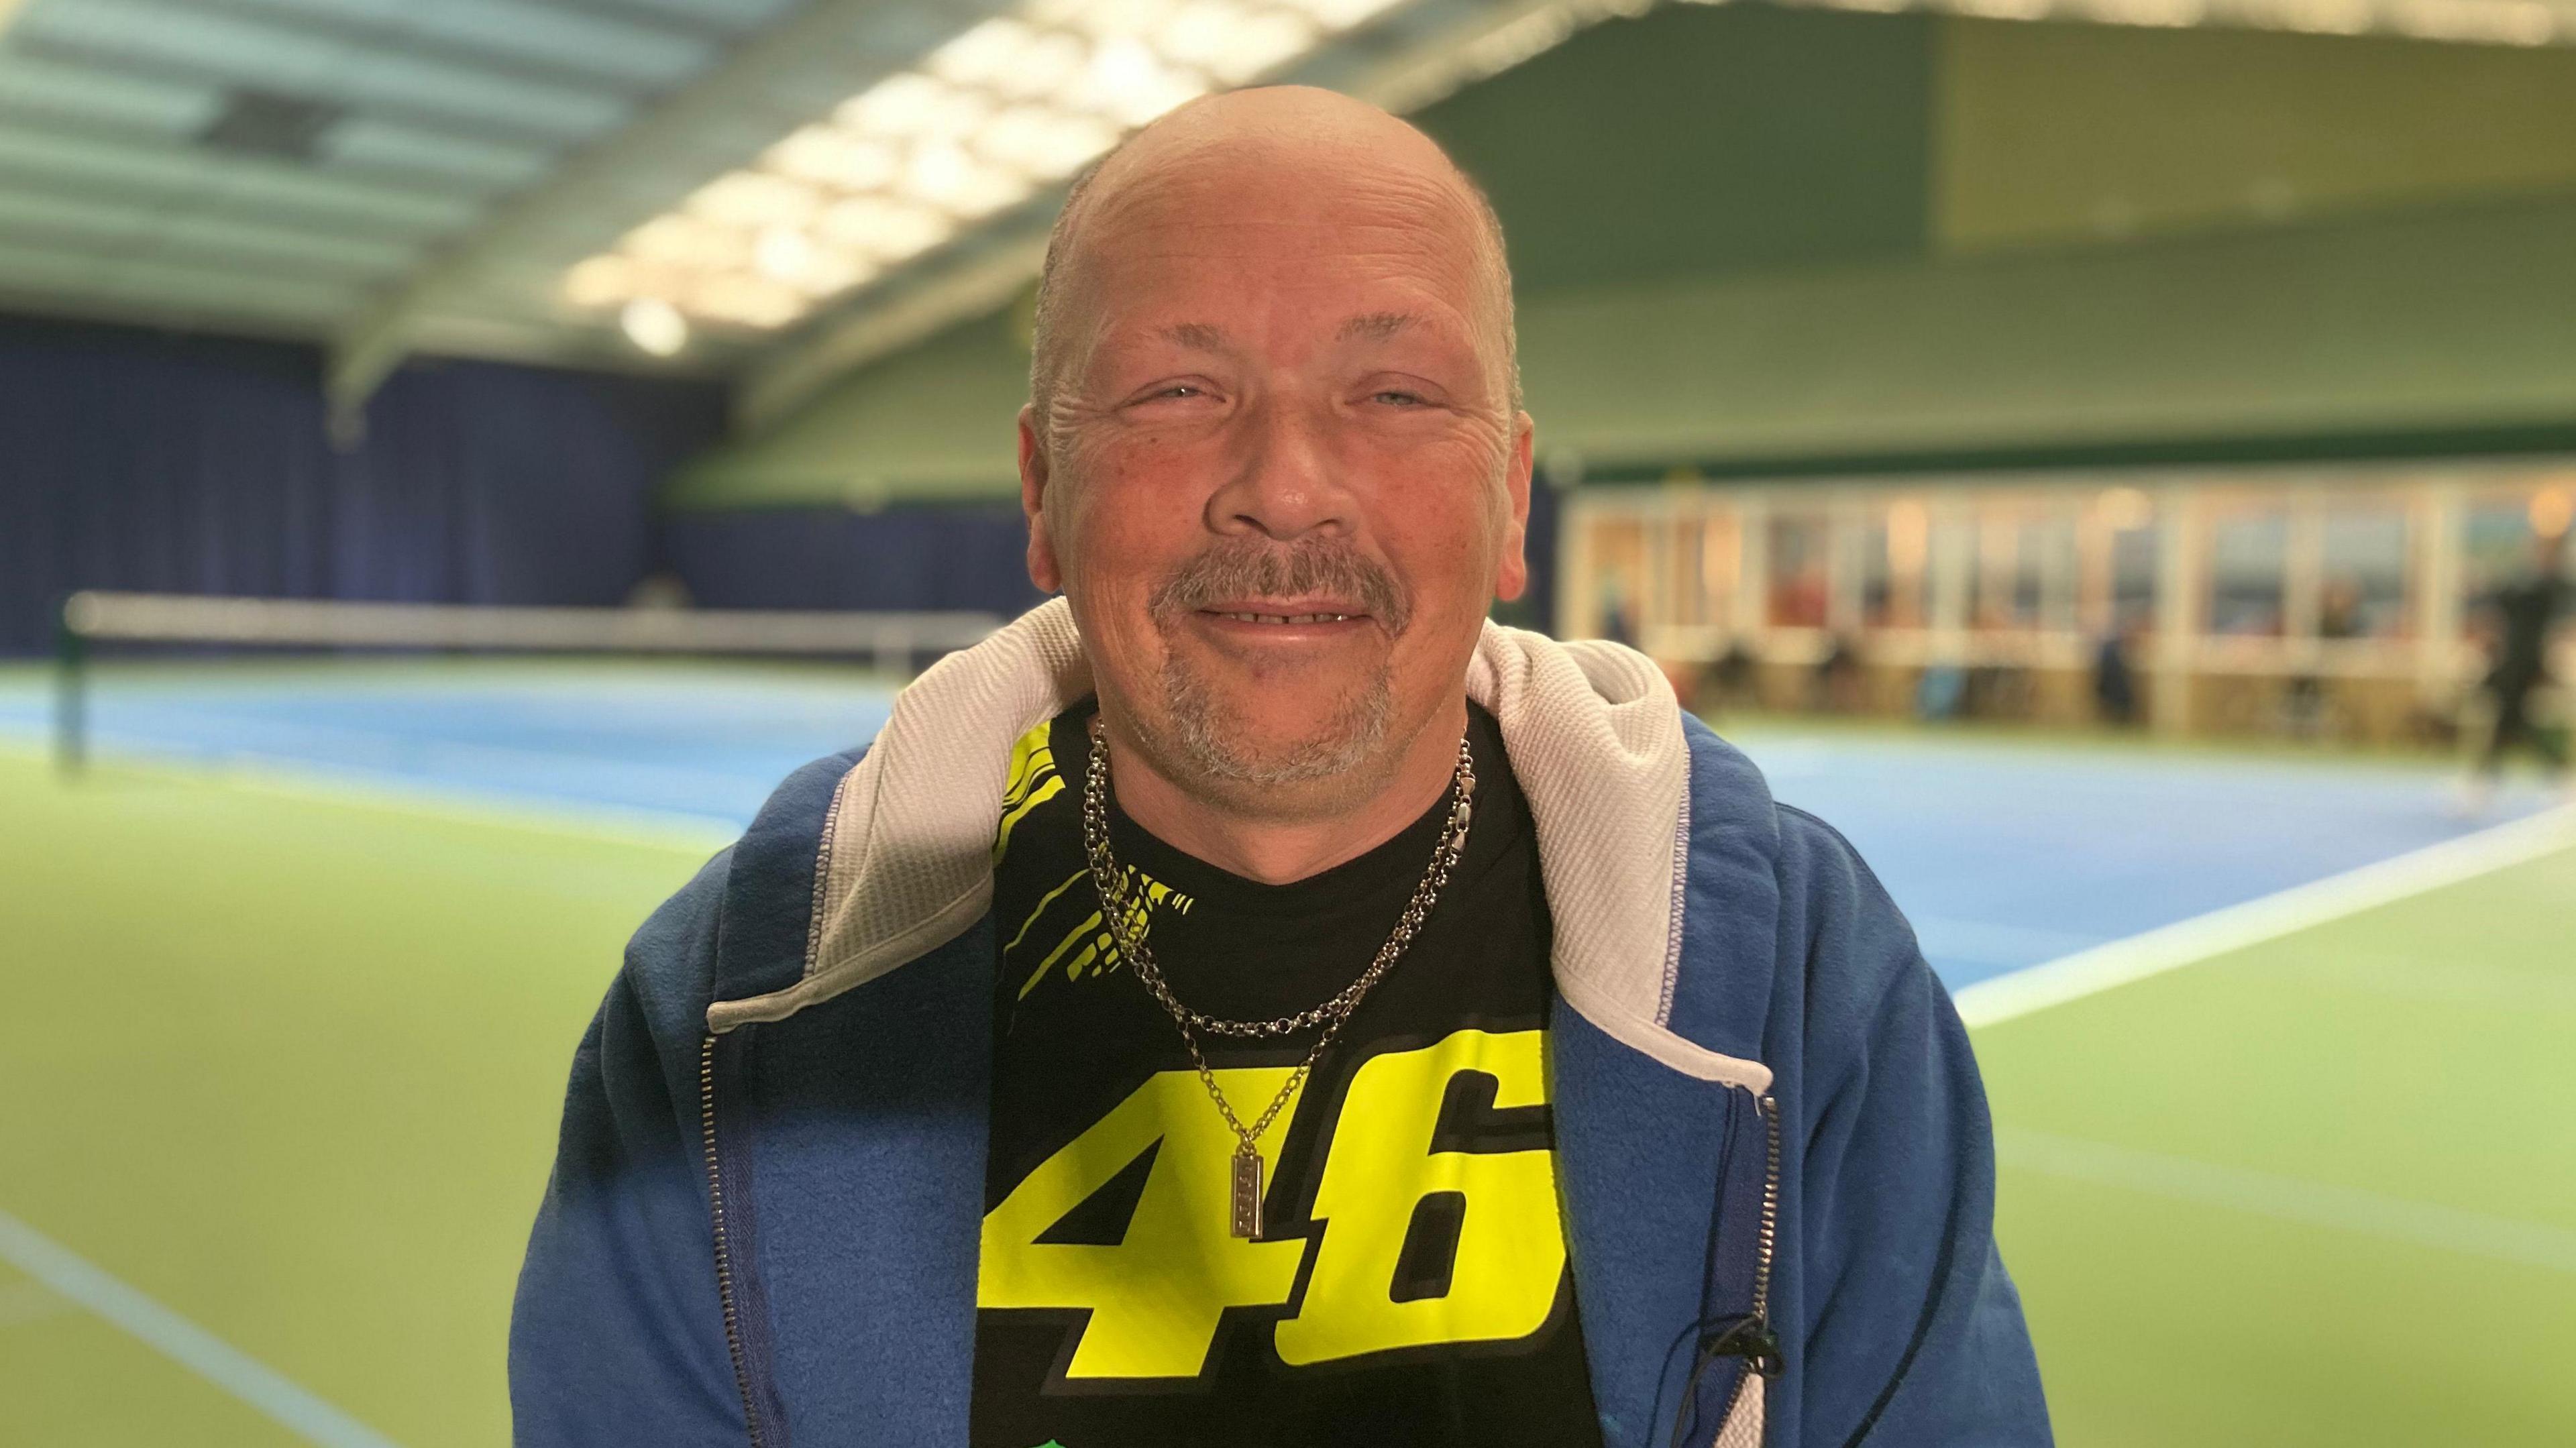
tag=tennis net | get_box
[48,591,1005,775]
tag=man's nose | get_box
[1204,398,1354,541]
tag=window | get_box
[2318,510,2408,638]
[1864,500,1929,628]
[1767,514,1830,628]
[2110,524,2158,631]
[1585,518,1646,643]
[1976,511,2078,630]
[2464,499,2536,605]
[2208,510,2288,636]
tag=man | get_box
[2468,529,2571,797]
[512,88,2049,1447]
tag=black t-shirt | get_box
[973,701,1605,1448]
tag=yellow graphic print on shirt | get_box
[977,1027,1566,1381]
[996,721,1193,1005]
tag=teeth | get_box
[1217,611,1354,624]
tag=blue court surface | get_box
[0,659,2557,993]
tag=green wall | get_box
[1519,192,2576,471]
[672,9,2576,508]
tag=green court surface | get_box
[1,745,2569,1446]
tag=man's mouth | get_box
[1206,610,1363,625]
[1189,599,1377,633]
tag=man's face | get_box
[1021,146,1532,818]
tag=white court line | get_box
[1954,803,2576,1029]
[1998,1129,2576,1275]
[0,1207,402,1448]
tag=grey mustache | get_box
[1149,541,1411,632]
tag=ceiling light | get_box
[902,140,1035,217]
[690,274,807,329]
[1157,3,1316,82]
[620,297,688,355]
[1031,0,1183,40]
[623,214,754,269]
[1277,0,1407,30]
[688,170,825,229]
[767,125,902,190]
[974,105,1120,181]
[1059,35,1211,127]
[926,17,1043,88]
[838,73,994,142]
[994,30,1093,101]
[817,194,957,262]
[564,255,639,308]
[754,227,880,298]
[755,227,817,279]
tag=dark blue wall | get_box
[664,486,1558,633]
[662,503,1048,617]
[0,314,728,654]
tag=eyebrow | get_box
[1338,311,1415,343]
[1157,322,1231,352]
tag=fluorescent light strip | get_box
[566,0,1412,344]
[1762,0,2565,45]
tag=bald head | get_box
[1028,87,1517,427]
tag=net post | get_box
[54,594,89,777]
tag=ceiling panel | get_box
[0,0,785,341]
[9,0,2561,398]
[0,48,221,129]
[0,236,364,319]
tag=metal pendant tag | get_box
[1229,1145,1264,1239]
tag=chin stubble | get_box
[1145,539,1411,789]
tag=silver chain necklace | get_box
[1080,719,1476,1238]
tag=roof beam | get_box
[504,0,754,48]
[325,0,998,421]
[10,32,611,156]
[0,160,464,242]
[0,219,411,284]
[181,0,689,101]
[0,105,530,199]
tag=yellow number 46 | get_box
[977,1029,1567,1379]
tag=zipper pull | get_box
[1738,1318,1784,1379]
[1705,1313,1784,1379]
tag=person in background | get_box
[2463,529,2571,807]
[1597,577,1636,649]
[2093,618,2141,727]
[2285,579,2361,738]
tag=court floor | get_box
[0,661,2569,1445]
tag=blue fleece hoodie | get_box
[509,609,2049,1448]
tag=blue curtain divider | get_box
[663,483,1560,632]
[1,311,1564,655]
[661,503,1049,618]
[0,313,729,655]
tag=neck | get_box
[1100,696,1469,885]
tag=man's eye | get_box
[1146,384,1203,401]
[1371,390,1426,407]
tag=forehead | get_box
[1061,143,1498,350]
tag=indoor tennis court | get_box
[5,0,2575,1443]
[3,661,2569,1445]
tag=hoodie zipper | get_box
[1750,1092,1781,1348]
[700,1033,767,1448]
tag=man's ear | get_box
[1494,411,1536,603]
[1018,404,1063,594]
